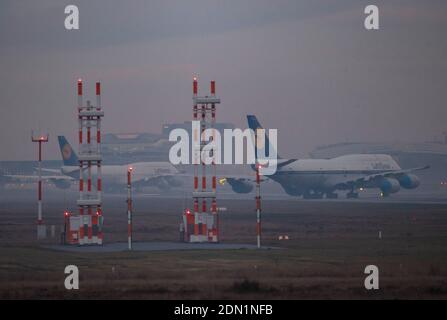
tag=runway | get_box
[44,241,278,253]
[1,187,446,299]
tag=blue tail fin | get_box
[58,136,78,166]
[247,115,281,160]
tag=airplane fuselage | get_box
[269,154,403,196]
[61,162,178,187]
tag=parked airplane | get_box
[4,136,183,192]
[224,115,429,199]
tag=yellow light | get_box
[219,178,226,185]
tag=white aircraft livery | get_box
[225,115,429,199]
[57,136,182,192]
[5,136,182,192]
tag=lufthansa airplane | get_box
[5,136,182,192]
[225,115,429,199]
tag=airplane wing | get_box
[335,165,430,189]
[4,174,75,182]
[3,174,75,189]
[132,172,266,193]
[219,175,270,194]
[133,175,184,191]
[40,168,61,174]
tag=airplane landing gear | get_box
[326,192,338,199]
[346,191,359,199]
[303,190,324,199]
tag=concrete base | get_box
[43,241,280,253]
[37,224,47,240]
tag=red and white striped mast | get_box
[193,77,199,224]
[255,162,262,249]
[191,77,221,242]
[31,131,48,239]
[96,82,102,207]
[76,79,104,245]
[210,80,218,239]
[127,166,133,250]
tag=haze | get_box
[0,0,446,160]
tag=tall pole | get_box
[76,79,104,245]
[192,77,200,241]
[127,167,133,250]
[210,80,218,241]
[32,132,48,239]
[255,163,261,249]
[189,77,221,243]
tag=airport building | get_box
[102,121,235,164]
[0,121,237,179]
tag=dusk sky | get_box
[1,0,446,160]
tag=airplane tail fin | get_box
[57,136,78,166]
[247,115,281,160]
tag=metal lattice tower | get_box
[76,79,104,245]
[191,77,220,242]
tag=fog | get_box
[1,0,446,160]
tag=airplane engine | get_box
[142,176,171,191]
[398,174,420,189]
[155,177,171,191]
[164,176,183,188]
[282,186,302,196]
[226,178,254,194]
[380,178,400,194]
[50,179,71,190]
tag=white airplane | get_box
[4,136,182,192]
[224,115,429,199]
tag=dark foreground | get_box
[0,189,446,299]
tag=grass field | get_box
[0,192,446,299]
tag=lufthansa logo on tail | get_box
[62,144,72,160]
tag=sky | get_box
[0,0,446,160]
